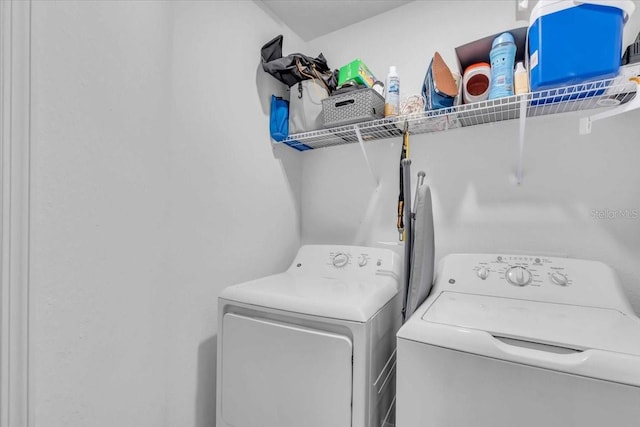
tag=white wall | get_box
[31,2,174,426]
[303,0,640,312]
[30,1,302,426]
[167,2,303,426]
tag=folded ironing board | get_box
[401,163,435,322]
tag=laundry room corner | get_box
[166,1,306,426]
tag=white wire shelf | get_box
[276,76,638,151]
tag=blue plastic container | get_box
[488,32,517,99]
[528,0,634,91]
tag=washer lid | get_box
[219,271,398,322]
[423,292,640,356]
[398,291,640,386]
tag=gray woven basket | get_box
[322,89,385,128]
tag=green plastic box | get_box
[338,59,377,88]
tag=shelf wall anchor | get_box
[580,77,640,135]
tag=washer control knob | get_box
[332,253,349,268]
[506,266,532,286]
[477,267,489,280]
[550,272,568,286]
[358,254,368,267]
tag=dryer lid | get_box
[219,272,399,322]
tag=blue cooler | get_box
[529,0,635,91]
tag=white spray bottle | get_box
[385,66,400,117]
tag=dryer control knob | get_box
[477,267,489,280]
[332,253,349,268]
[550,272,568,286]
[358,254,368,267]
[506,266,532,286]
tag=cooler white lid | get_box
[219,271,398,322]
[529,0,635,25]
[423,292,640,356]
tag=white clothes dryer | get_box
[216,245,402,427]
[397,253,640,427]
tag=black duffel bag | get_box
[261,35,337,94]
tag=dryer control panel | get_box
[432,253,633,313]
[289,244,402,285]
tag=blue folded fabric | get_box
[270,95,289,142]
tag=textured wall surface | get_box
[30,1,301,426]
[31,2,174,426]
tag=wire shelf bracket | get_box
[354,124,379,185]
[579,77,640,134]
[515,96,527,185]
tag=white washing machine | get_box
[397,253,640,427]
[216,245,402,427]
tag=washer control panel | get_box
[470,254,573,288]
[434,253,631,311]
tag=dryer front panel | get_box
[221,313,353,427]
